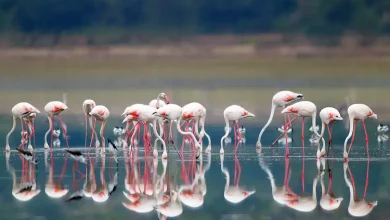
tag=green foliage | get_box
[0,0,389,38]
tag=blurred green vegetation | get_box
[0,0,389,46]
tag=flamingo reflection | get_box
[220,154,255,203]
[317,158,343,211]
[83,151,97,198]
[283,157,318,212]
[7,154,40,201]
[45,150,69,199]
[258,157,296,205]
[343,160,377,217]
[92,153,109,203]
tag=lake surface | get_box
[1,121,390,220]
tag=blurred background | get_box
[0,0,389,136]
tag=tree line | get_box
[0,0,389,36]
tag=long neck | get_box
[320,174,325,196]
[318,122,326,153]
[176,118,198,144]
[100,121,106,148]
[258,103,276,144]
[220,158,230,192]
[344,115,354,153]
[44,116,53,146]
[220,117,230,150]
[311,113,321,138]
[6,116,16,147]
[153,119,166,151]
[156,95,161,109]
[344,166,354,206]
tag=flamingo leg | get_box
[84,115,88,148]
[19,119,25,148]
[362,120,369,143]
[301,156,305,194]
[301,117,305,155]
[363,160,370,199]
[89,118,97,148]
[58,115,70,149]
[347,121,357,154]
[50,116,54,149]
[284,115,299,157]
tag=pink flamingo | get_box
[122,104,145,147]
[22,112,37,151]
[149,93,170,143]
[317,107,343,158]
[343,104,377,159]
[82,99,99,148]
[44,101,69,149]
[220,105,255,154]
[257,91,304,148]
[280,101,321,157]
[5,102,40,152]
[123,105,167,159]
[89,105,110,150]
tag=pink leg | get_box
[301,117,305,155]
[362,121,369,143]
[84,115,88,148]
[301,156,305,193]
[50,116,54,149]
[30,121,36,149]
[89,118,97,148]
[363,160,370,199]
[58,116,70,149]
[284,115,299,157]
[347,121,357,154]
[19,119,25,148]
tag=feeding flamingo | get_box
[343,104,377,159]
[316,107,343,158]
[257,91,304,148]
[44,101,69,149]
[280,101,322,157]
[89,105,110,150]
[5,102,40,152]
[123,104,167,159]
[122,104,145,147]
[220,105,255,154]
[179,102,211,153]
[82,99,99,148]
[22,112,37,150]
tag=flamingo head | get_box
[159,92,170,104]
[122,115,137,123]
[241,110,255,118]
[328,112,343,121]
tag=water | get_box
[1,124,390,220]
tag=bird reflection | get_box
[83,153,97,198]
[258,157,295,205]
[283,157,318,212]
[7,154,40,201]
[220,154,255,203]
[45,150,69,199]
[92,154,109,203]
[317,158,343,211]
[343,160,377,217]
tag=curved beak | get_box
[335,116,343,121]
[63,104,69,110]
[370,114,378,119]
[247,112,255,117]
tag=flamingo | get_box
[82,99,99,148]
[220,105,255,154]
[123,105,167,159]
[5,102,40,152]
[343,161,377,217]
[316,107,343,158]
[89,105,110,150]
[44,101,69,149]
[122,104,145,147]
[179,102,211,153]
[284,177,318,212]
[343,104,377,159]
[281,101,322,157]
[256,91,304,148]
[22,112,37,151]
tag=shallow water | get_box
[1,124,390,220]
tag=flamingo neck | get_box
[344,167,354,206]
[258,103,276,144]
[152,119,166,151]
[344,115,355,153]
[176,118,198,144]
[220,117,230,150]
[6,116,17,146]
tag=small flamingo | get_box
[82,99,99,148]
[44,101,69,149]
[257,91,303,148]
[89,105,110,150]
[343,104,377,159]
[281,101,322,157]
[317,107,343,158]
[220,105,255,154]
[5,102,40,152]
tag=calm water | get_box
[1,122,390,220]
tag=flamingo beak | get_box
[247,112,255,117]
[63,104,69,110]
[370,114,378,119]
[165,96,170,104]
[335,116,343,120]
[281,108,289,114]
